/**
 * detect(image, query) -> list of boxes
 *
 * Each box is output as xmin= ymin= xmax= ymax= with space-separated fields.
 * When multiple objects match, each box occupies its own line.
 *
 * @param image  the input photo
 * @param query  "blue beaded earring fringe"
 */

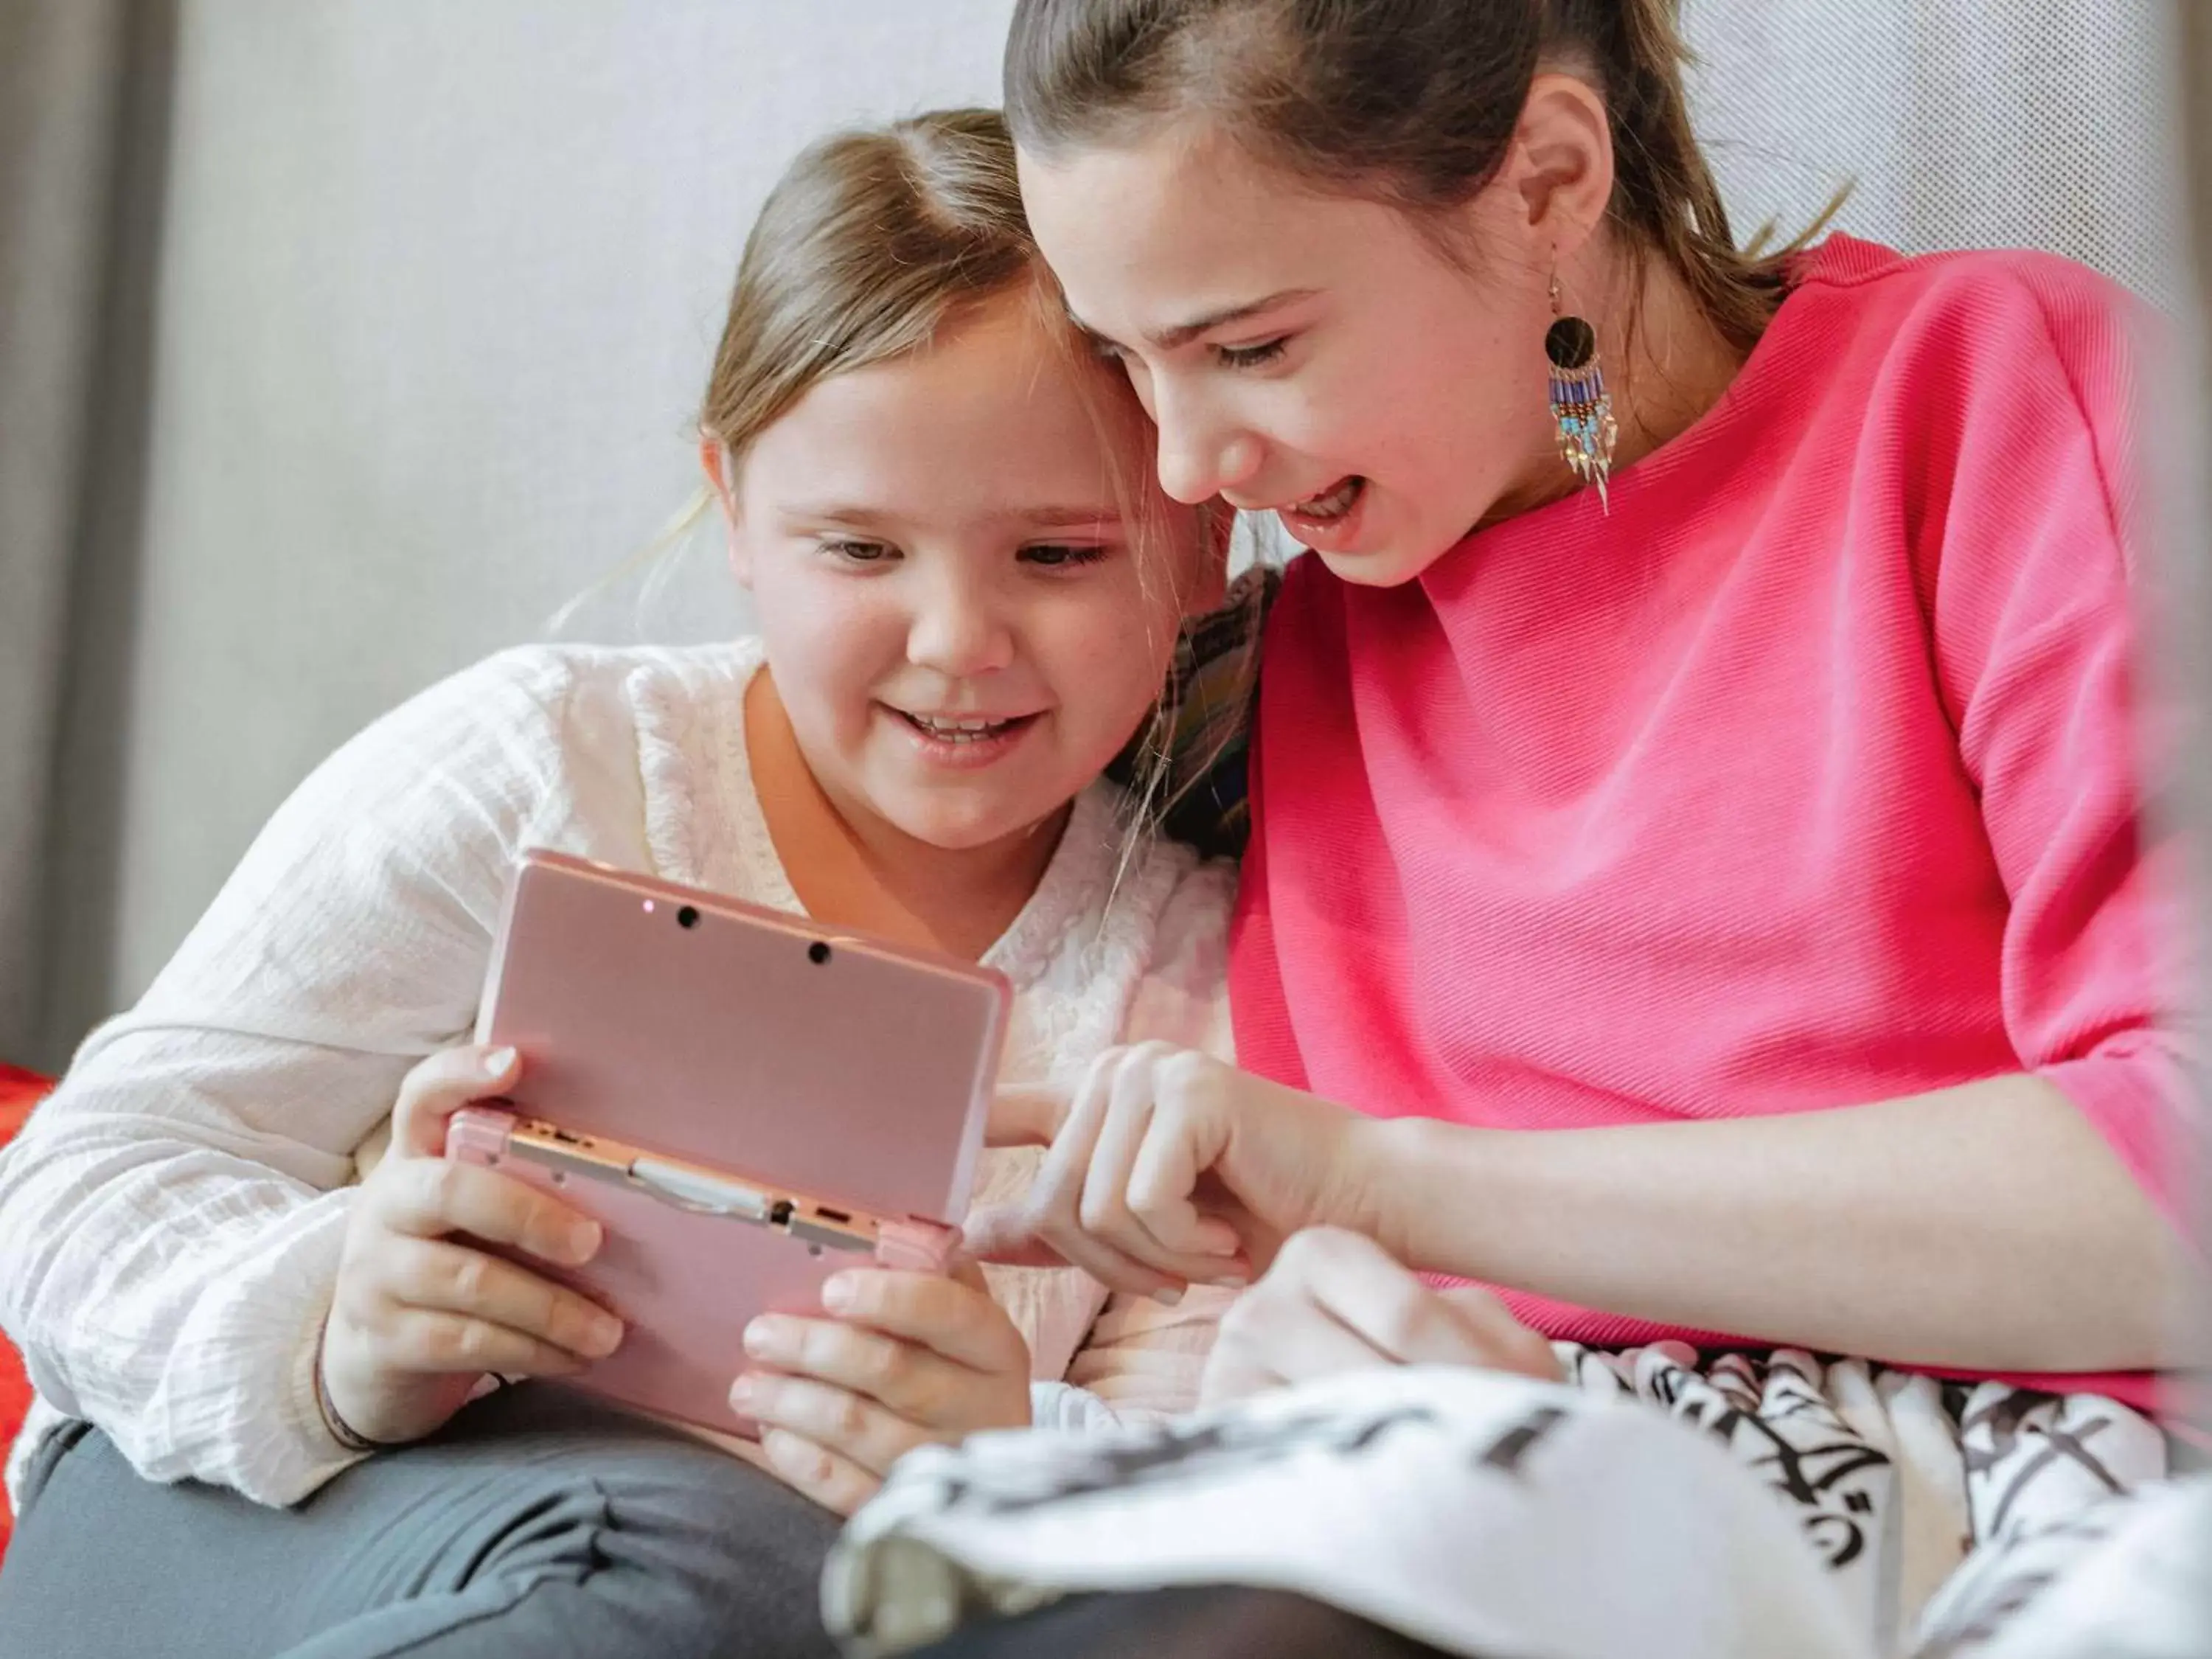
xmin=1546 ymin=275 xmax=1618 ymax=511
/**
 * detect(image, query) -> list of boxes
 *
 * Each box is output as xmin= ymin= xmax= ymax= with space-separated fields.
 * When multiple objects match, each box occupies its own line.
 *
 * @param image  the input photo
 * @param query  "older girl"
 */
xmin=874 ymin=2 xmax=2202 ymax=1655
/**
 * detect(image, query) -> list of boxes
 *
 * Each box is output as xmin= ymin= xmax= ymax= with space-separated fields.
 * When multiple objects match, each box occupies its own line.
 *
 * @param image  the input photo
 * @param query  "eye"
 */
xmin=1215 ymin=337 xmax=1289 ymax=369
xmin=821 ymin=538 xmax=897 ymax=566
xmin=1020 ymin=543 xmax=1110 ymax=569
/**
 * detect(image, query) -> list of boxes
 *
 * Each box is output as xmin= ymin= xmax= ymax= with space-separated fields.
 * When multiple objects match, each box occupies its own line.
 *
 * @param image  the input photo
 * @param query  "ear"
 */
xmin=1494 ymin=72 xmax=1615 ymax=268
xmin=698 ymin=433 xmax=752 ymax=588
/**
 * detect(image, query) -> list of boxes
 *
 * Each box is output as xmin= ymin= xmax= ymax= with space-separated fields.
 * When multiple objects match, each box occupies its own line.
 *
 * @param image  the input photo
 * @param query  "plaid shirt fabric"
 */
xmin=1107 ymin=564 xmax=1279 ymax=863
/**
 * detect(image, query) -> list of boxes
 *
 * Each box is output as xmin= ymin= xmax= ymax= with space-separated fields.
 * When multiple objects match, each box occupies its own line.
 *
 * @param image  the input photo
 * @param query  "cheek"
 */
xmin=754 ymin=582 xmax=896 ymax=717
xmin=1038 ymin=588 xmax=1179 ymax=734
xmin=1338 ymin=293 xmax=1526 ymax=473
xmin=1360 ymin=345 xmax=1523 ymax=503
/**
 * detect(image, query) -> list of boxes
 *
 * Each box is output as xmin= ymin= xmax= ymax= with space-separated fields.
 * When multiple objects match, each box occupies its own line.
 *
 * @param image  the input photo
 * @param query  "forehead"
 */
xmin=1016 ymin=122 xmax=1411 ymax=333
xmin=739 ymin=295 xmax=1143 ymax=519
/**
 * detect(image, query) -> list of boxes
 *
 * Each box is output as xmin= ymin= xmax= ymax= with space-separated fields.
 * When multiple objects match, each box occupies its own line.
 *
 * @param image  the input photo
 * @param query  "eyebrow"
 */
xmin=1072 ymin=288 xmax=1320 ymax=353
xmin=780 ymin=504 xmax=1127 ymax=532
xmin=1014 ymin=506 xmax=1127 ymax=531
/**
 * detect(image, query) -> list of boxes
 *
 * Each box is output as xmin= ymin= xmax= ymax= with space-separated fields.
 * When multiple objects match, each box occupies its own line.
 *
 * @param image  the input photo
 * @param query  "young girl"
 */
xmin=0 ymin=108 xmax=1234 ymax=1657
xmin=823 ymin=4 xmax=2205 ymax=1656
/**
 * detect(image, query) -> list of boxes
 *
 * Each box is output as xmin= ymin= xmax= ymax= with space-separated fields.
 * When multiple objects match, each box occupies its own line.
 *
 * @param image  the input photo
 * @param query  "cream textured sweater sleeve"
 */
xmin=0 ymin=649 xmax=633 ymax=1506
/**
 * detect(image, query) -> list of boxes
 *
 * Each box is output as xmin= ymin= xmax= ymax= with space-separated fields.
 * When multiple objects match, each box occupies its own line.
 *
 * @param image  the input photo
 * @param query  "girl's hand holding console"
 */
xmin=319 ymin=1044 xmax=624 ymax=1448
xmin=732 ymin=1262 xmax=1033 ymax=1516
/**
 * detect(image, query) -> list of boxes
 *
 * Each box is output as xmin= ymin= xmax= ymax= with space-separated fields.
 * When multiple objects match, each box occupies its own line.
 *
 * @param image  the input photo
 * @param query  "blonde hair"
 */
xmin=703 ymin=108 xmax=1048 ymax=467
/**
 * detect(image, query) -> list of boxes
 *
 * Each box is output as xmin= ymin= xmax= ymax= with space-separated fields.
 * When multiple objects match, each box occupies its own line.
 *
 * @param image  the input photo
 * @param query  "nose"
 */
xmin=1150 ymin=379 xmax=1262 ymax=506
xmin=906 ymin=563 xmax=1015 ymax=680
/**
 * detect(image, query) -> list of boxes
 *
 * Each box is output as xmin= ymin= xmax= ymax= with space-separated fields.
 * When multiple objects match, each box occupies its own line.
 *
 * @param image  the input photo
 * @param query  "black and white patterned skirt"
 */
xmin=825 ymin=1348 xmax=2204 ymax=1658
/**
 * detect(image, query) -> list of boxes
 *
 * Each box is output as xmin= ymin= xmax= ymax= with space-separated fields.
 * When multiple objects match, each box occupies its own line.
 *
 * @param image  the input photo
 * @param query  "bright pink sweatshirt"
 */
xmin=1230 ymin=235 xmax=2194 ymax=1412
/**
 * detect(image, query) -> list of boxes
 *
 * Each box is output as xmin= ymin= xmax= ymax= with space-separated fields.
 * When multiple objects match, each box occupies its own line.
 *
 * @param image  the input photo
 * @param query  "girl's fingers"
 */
xmin=372 ymin=1154 xmax=601 ymax=1268
xmin=1202 ymin=1285 xmax=1395 ymax=1405
xmin=1075 ymin=1049 xmax=1164 ymax=1254
xmin=390 ymin=1044 xmax=521 ymax=1158
xmin=374 ymin=1304 xmax=588 ymax=1380
xmin=1122 ymin=1055 xmax=1248 ymax=1262
xmin=1021 ymin=1052 xmax=1183 ymax=1296
xmin=808 ymin=1270 xmax=1029 ymax=1375
xmin=742 ymin=1314 xmax=960 ymax=1423
xmin=757 ymin=1428 xmax=882 ymax=1517
xmin=957 ymin=1200 xmax=1077 ymax=1270
xmin=1276 ymin=1228 xmax=1561 ymax=1380
xmin=1435 ymin=1284 xmax=1568 ymax=1382
xmin=738 ymin=1374 xmax=923 ymax=1479
xmin=1083 ymin=1048 xmax=1248 ymax=1283
xmin=373 ymin=1235 xmax=622 ymax=1362
xmin=1124 ymin=1128 xmax=1249 ymax=1274
xmin=1279 ymin=1228 xmax=1472 ymax=1365
xmin=1026 ymin=1050 xmax=1116 ymax=1213
xmin=1025 ymin=1200 xmax=1164 ymax=1294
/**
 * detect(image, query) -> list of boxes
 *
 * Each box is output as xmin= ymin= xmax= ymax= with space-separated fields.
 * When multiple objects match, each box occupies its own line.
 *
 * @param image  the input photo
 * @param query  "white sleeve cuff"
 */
xmin=1028 ymin=1380 xmax=1122 ymax=1433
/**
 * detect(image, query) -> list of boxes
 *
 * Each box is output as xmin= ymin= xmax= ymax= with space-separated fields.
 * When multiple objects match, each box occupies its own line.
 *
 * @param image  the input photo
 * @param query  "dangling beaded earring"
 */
xmin=1545 ymin=272 xmax=1618 ymax=511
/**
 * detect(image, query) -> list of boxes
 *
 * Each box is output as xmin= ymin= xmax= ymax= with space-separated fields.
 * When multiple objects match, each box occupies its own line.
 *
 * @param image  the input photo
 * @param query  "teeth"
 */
xmin=907 ymin=712 xmax=1015 ymax=743
xmin=1292 ymin=477 xmax=1362 ymax=520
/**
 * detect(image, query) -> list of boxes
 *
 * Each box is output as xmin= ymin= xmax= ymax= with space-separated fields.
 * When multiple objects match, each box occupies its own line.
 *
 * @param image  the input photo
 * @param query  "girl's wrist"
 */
xmin=1332 ymin=1114 xmax=1423 ymax=1253
xmin=313 ymin=1317 xmax=394 ymax=1454
xmin=1340 ymin=1114 xmax=1507 ymax=1276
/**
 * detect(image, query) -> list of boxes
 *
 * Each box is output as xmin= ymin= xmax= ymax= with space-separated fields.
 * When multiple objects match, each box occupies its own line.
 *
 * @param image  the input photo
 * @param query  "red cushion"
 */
xmin=0 ymin=1063 xmax=50 ymax=1565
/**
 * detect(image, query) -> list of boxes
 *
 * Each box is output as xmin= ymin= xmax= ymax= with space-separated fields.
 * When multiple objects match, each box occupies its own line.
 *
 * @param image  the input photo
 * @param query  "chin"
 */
xmin=1308 ymin=540 xmax=1452 ymax=589
xmin=884 ymin=799 xmax=1051 ymax=855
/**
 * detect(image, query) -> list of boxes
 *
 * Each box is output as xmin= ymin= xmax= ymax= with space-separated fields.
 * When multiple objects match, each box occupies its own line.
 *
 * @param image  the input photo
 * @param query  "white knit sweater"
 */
xmin=0 ymin=641 xmax=1236 ymax=1509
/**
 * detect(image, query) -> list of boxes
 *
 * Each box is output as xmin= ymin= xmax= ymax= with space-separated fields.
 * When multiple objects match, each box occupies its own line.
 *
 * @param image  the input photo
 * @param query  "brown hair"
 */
xmin=703 ymin=106 xmax=1047 ymax=462
xmin=1004 ymin=0 xmax=1815 ymax=352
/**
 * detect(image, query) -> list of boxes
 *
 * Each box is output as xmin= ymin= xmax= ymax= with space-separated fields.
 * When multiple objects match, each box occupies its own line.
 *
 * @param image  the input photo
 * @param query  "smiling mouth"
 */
xmin=1283 ymin=476 xmax=1366 ymax=521
xmin=894 ymin=710 xmax=1039 ymax=745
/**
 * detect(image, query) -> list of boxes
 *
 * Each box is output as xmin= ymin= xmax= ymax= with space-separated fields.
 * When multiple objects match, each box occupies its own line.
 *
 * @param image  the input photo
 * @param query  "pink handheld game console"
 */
xmin=448 ymin=848 xmax=1010 ymax=1434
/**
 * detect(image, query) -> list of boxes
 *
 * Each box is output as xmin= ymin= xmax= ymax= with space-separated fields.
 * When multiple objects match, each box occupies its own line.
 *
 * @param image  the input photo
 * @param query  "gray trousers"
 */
xmin=0 ymin=1386 xmax=841 ymax=1658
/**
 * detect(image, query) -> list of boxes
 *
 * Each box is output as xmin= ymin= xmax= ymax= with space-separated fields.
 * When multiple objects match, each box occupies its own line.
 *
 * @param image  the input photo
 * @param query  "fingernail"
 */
xmin=1150 ymin=1286 xmax=1185 ymax=1307
xmin=821 ymin=1274 xmax=857 ymax=1314
xmin=585 ymin=1313 xmax=623 ymax=1356
xmin=481 ymin=1046 xmax=518 ymax=1077
xmin=742 ymin=1318 xmax=780 ymax=1358
xmin=728 ymin=1374 xmax=758 ymax=1410
xmin=1212 ymin=1275 xmax=1251 ymax=1291
xmin=565 ymin=1220 xmax=602 ymax=1262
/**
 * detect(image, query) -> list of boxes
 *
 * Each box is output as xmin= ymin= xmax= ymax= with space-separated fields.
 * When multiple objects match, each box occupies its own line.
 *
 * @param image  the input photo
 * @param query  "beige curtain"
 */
xmin=0 ymin=0 xmax=137 ymax=1065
